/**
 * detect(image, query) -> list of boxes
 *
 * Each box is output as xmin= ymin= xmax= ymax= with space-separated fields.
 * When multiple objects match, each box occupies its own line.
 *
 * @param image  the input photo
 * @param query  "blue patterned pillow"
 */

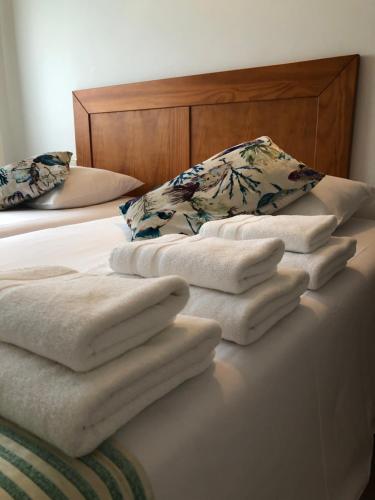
xmin=0 ymin=152 xmax=72 ymax=210
xmin=120 ymin=137 xmax=324 ymax=240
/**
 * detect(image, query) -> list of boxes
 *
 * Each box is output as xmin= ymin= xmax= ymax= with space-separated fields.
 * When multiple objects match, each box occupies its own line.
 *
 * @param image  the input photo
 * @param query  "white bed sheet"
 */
xmin=0 ymin=216 xmax=374 ymax=500
xmin=0 ymin=196 xmax=130 ymax=238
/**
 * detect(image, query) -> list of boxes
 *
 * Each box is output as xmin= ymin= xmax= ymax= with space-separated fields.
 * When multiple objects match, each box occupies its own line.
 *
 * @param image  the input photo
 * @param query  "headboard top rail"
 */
xmin=74 ymin=54 xmax=357 ymax=114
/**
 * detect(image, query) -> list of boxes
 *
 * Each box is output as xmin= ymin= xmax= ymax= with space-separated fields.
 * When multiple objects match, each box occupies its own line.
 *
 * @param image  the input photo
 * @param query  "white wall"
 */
xmin=5 ymin=0 xmax=375 ymax=183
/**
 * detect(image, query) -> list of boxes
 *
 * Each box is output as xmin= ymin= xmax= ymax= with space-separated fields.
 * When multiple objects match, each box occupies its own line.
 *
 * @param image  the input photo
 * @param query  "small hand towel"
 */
xmin=110 ymin=233 xmax=284 ymax=294
xmin=199 ymin=214 xmax=337 ymax=253
xmin=182 ymin=268 xmax=309 ymax=345
xmin=280 ymin=237 xmax=357 ymax=289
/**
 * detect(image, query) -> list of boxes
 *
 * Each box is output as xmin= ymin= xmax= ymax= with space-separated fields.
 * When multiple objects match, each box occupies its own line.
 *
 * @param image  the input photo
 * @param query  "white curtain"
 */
xmin=0 ymin=58 xmax=6 ymax=165
xmin=0 ymin=0 xmax=10 ymax=165
xmin=0 ymin=135 xmax=4 ymax=165
xmin=0 ymin=0 xmax=25 ymax=165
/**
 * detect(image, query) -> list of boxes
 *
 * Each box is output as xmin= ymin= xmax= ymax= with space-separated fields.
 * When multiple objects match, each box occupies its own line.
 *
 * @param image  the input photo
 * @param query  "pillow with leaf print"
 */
xmin=120 ymin=136 xmax=324 ymax=240
xmin=0 ymin=152 xmax=72 ymax=210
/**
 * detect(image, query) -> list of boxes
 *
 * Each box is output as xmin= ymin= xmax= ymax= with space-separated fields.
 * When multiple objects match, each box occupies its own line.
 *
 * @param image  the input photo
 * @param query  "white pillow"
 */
xmin=277 ymin=175 xmax=374 ymax=225
xmin=27 ymin=166 xmax=143 ymax=209
xmin=354 ymin=195 xmax=375 ymax=220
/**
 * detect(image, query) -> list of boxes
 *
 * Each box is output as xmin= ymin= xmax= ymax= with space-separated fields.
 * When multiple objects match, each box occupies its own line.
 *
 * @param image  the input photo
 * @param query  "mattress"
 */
xmin=0 ymin=215 xmax=374 ymax=500
xmin=0 ymin=196 xmax=130 ymax=238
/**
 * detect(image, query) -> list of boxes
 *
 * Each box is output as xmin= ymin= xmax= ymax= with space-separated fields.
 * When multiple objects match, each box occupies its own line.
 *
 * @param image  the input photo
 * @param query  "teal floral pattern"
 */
xmin=0 ymin=152 xmax=72 ymax=210
xmin=120 ymin=137 xmax=324 ymax=240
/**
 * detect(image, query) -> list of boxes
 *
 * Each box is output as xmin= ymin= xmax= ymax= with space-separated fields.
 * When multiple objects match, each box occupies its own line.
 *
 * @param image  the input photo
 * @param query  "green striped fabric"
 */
xmin=0 ymin=418 xmax=154 ymax=500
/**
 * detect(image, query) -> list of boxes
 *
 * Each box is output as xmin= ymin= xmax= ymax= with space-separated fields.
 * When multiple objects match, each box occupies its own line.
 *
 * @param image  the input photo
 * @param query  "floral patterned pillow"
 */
xmin=0 ymin=152 xmax=72 ymax=210
xmin=120 ymin=137 xmax=324 ymax=240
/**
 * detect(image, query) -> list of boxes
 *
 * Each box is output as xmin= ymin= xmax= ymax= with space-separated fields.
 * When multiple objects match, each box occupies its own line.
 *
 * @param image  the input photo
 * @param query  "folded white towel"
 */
xmin=110 ymin=234 xmax=284 ymax=294
xmin=280 ymin=237 xmax=357 ymax=290
xmin=200 ymin=214 xmax=338 ymax=253
xmin=0 ymin=266 xmax=189 ymax=371
xmin=182 ymin=269 xmax=309 ymax=345
xmin=0 ymin=315 xmax=220 ymax=456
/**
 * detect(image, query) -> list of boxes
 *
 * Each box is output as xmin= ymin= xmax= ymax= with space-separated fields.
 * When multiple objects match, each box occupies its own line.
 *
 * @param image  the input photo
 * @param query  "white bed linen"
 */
xmin=0 ymin=216 xmax=374 ymax=500
xmin=0 ymin=196 xmax=130 ymax=238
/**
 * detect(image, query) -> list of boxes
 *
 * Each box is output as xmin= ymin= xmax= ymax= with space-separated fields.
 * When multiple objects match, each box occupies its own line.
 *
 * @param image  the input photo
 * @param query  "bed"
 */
xmin=0 ymin=196 xmax=131 ymax=238
xmin=1 ymin=213 xmax=374 ymax=500
xmin=3 ymin=54 xmax=375 ymax=500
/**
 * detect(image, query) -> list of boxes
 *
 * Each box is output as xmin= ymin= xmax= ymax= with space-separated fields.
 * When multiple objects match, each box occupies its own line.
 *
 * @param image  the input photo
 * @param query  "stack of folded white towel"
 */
xmin=0 ymin=266 xmax=221 ymax=456
xmin=110 ymin=234 xmax=309 ymax=346
xmin=199 ymin=214 xmax=357 ymax=290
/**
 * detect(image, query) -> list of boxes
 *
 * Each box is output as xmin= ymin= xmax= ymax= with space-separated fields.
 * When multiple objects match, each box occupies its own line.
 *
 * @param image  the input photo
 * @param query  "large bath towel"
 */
xmin=199 ymin=214 xmax=337 ymax=253
xmin=0 ymin=266 xmax=189 ymax=371
xmin=182 ymin=269 xmax=309 ymax=345
xmin=110 ymin=234 xmax=284 ymax=294
xmin=0 ymin=315 xmax=220 ymax=457
xmin=280 ymin=237 xmax=357 ymax=290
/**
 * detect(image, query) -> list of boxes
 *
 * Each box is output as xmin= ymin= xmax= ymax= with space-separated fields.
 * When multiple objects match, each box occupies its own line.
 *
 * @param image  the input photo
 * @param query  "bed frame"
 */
xmin=73 ymin=54 xmax=359 ymax=194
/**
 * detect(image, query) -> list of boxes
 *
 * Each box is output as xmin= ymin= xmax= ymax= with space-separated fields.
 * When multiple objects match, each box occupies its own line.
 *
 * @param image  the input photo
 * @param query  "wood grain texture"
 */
xmin=191 ymin=98 xmax=318 ymax=167
xmin=73 ymin=95 xmax=92 ymax=167
xmin=91 ymin=107 xmax=189 ymax=193
xmin=73 ymin=54 xmax=359 ymax=188
xmin=315 ymin=55 xmax=359 ymax=177
xmin=74 ymin=55 xmax=354 ymax=114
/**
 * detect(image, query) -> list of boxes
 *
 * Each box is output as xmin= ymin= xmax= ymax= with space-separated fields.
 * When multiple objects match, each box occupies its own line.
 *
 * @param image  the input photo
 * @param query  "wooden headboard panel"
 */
xmin=73 ymin=54 xmax=359 ymax=193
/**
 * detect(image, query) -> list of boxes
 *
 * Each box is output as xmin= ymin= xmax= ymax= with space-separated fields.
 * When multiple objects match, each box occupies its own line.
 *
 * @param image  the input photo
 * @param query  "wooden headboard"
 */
xmin=73 ymin=54 xmax=359 ymax=193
